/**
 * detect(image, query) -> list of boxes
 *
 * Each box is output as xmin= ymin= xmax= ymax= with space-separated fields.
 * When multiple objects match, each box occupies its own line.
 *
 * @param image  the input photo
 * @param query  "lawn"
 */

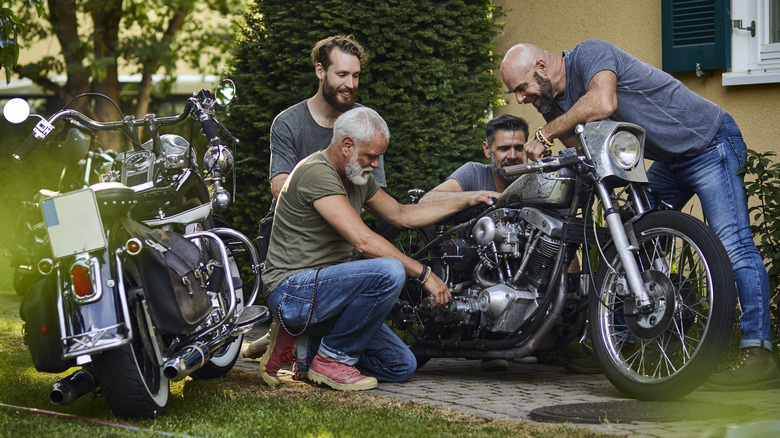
xmin=0 ymin=252 xmax=608 ymax=438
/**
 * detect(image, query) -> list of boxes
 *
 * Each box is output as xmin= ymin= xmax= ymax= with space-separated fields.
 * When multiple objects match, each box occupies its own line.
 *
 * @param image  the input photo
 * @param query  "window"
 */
xmin=723 ymin=0 xmax=780 ymax=85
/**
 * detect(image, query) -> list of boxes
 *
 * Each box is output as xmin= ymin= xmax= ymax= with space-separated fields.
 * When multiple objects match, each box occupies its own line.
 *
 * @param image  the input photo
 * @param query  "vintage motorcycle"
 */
xmin=4 ymin=80 xmax=269 ymax=418
xmin=382 ymin=121 xmax=736 ymax=401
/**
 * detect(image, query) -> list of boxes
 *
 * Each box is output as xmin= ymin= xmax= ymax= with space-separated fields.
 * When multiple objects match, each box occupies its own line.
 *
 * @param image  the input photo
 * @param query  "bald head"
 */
xmin=500 ymin=43 xmax=564 ymax=112
xmin=500 ymin=44 xmax=550 ymax=89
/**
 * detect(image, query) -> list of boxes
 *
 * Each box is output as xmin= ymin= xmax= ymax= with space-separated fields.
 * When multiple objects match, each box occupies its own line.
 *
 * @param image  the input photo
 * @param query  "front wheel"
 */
xmin=588 ymin=211 xmax=736 ymax=400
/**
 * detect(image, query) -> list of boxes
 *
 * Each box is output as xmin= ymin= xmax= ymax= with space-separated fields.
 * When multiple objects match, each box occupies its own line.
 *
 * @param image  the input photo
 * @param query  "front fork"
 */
xmin=594 ymin=181 xmax=654 ymax=311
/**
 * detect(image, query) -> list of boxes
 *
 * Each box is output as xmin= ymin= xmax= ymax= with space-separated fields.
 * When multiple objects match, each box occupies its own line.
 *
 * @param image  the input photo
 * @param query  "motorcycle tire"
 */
xmin=588 ymin=210 xmax=736 ymax=401
xmin=189 ymin=217 xmax=246 ymax=380
xmin=94 ymin=260 xmax=169 ymax=418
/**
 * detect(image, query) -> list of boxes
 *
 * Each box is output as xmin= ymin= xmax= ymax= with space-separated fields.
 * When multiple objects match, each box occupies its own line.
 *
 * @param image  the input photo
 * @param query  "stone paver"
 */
xmin=238 ymin=324 xmax=780 ymax=437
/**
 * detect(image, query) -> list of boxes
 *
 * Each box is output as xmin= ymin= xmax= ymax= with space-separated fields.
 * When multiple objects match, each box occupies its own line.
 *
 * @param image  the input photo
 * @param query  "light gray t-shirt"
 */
xmin=269 ymin=100 xmax=387 ymax=186
xmin=262 ymin=150 xmax=381 ymax=296
xmin=547 ymin=39 xmax=725 ymax=162
xmin=448 ymin=162 xmax=496 ymax=191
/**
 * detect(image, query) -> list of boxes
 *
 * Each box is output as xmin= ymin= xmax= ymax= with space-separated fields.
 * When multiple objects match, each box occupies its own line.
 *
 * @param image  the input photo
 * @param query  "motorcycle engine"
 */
xmin=432 ymin=208 xmax=562 ymax=336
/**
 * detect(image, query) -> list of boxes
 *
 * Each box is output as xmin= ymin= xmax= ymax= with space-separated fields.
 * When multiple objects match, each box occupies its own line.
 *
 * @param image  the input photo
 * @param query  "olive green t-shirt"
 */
xmin=261 ymin=150 xmax=380 ymax=296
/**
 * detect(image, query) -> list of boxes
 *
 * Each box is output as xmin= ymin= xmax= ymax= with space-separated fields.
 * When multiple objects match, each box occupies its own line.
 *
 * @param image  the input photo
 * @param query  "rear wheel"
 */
xmin=95 ymin=261 xmax=169 ymax=418
xmin=588 ymin=211 xmax=736 ymax=400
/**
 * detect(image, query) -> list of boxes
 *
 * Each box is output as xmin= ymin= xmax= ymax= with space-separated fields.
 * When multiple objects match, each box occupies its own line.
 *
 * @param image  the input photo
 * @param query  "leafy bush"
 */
xmin=223 ymin=0 xmax=505 ymax=236
xmin=740 ymin=148 xmax=780 ymax=345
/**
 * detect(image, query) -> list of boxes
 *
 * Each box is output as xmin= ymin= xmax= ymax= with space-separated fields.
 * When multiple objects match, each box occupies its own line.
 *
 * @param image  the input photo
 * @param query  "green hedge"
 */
xmin=223 ymin=0 xmax=504 ymax=236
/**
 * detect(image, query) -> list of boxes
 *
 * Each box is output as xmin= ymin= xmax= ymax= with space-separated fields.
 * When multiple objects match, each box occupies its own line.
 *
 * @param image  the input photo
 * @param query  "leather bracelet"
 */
xmin=421 ymin=267 xmax=432 ymax=285
xmin=417 ymin=265 xmax=429 ymax=283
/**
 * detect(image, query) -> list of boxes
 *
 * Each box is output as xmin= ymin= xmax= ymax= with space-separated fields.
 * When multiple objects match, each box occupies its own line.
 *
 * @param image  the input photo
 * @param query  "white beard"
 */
xmin=345 ymin=152 xmax=372 ymax=185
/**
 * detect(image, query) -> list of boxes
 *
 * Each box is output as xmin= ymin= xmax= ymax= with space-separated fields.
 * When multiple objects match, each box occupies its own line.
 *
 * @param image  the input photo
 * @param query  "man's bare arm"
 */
xmin=313 ymin=194 xmax=451 ymax=306
xmin=365 ymin=188 xmax=494 ymax=230
xmin=270 ymin=173 xmax=289 ymax=199
xmin=526 ymin=70 xmax=618 ymax=160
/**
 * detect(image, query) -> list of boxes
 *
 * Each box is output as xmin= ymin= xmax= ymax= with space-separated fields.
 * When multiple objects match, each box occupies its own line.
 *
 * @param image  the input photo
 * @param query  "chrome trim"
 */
xmin=211 ymin=227 xmax=263 ymax=307
xmin=182 ymin=231 xmax=236 ymax=336
xmin=142 ymin=203 xmax=211 ymax=227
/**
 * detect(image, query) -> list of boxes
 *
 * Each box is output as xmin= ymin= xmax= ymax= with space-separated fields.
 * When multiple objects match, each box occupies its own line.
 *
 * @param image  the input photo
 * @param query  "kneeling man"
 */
xmin=260 ymin=107 xmax=498 ymax=390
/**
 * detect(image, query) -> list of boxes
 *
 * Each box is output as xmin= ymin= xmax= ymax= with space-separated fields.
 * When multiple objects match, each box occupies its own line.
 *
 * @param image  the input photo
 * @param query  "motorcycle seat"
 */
xmin=90 ymin=182 xmax=137 ymax=218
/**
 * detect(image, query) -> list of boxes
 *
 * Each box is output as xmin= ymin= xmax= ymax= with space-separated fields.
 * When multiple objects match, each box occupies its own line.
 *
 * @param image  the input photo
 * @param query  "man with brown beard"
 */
xmin=419 ymin=114 xmax=528 ymax=202
xmin=268 ymin=35 xmax=386 ymax=199
xmin=245 ymin=36 xmax=386 ymax=360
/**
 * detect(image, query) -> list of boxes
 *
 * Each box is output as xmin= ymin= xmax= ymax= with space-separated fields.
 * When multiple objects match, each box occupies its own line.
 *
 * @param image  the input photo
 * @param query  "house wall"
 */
xmin=493 ymin=0 xmax=780 ymax=157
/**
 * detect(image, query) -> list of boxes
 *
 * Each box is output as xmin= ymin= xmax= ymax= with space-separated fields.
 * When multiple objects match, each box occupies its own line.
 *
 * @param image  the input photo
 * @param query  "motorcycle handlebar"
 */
xmin=10 ymin=95 xmax=222 ymax=160
xmin=12 ymin=134 xmax=43 ymax=161
xmin=503 ymin=152 xmax=581 ymax=177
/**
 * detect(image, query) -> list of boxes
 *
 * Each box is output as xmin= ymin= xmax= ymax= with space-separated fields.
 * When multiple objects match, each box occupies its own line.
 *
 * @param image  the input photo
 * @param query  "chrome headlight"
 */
xmin=204 ymin=145 xmax=234 ymax=176
xmin=608 ymin=130 xmax=641 ymax=170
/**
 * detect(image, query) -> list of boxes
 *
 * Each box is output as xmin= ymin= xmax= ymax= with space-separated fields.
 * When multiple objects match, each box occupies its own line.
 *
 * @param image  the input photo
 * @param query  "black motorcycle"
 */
xmin=4 ymin=80 xmax=268 ymax=417
xmin=382 ymin=121 xmax=737 ymax=401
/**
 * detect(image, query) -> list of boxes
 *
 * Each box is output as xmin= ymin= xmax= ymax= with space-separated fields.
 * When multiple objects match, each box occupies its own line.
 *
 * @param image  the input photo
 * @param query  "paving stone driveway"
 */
xmin=238 ymin=325 xmax=780 ymax=437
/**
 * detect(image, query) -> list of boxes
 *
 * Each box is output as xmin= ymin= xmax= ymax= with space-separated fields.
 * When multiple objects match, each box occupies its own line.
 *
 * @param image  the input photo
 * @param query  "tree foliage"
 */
xmin=224 ymin=0 xmax=504 ymax=236
xmin=0 ymin=1 xmax=43 ymax=82
xmin=10 ymin=0 xmax=242 ymax=126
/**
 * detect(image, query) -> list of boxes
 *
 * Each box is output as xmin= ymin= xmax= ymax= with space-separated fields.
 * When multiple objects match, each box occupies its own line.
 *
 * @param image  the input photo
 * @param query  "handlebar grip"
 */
xmin=12 ymin=135 xmax=42 ymax=161
xmin=200 ymin=116 xmax=220 ymax=144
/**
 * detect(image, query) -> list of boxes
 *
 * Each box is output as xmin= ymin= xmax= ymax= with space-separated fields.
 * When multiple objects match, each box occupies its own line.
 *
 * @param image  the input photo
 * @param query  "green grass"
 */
xmin=0 ymin=257 xmax=609 ymax=438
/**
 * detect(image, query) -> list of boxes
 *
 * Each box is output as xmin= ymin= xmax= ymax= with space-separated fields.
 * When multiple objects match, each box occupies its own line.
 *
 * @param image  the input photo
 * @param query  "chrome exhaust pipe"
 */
xmin=49 ymin=368 xmax=96 ymax=405
xmin=163 ymin=343 xmax=210 ymax=381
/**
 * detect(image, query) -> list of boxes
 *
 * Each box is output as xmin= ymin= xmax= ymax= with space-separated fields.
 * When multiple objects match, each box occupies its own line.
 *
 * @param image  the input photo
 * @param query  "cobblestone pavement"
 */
xmin=238 ymin=324 xmax=780 ymax=437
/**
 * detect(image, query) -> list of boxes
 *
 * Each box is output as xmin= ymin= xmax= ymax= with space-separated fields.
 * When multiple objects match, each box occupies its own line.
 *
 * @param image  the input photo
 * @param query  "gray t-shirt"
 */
xmin=269 ymin=100 xmax=387 ymax=186
xmin=547 ymin=39 xmax=725 ymax=162
xmin=262 ymin=150 xmax=381 ymax=296
xmin=448 ymin=162 xmax=496 ymax=191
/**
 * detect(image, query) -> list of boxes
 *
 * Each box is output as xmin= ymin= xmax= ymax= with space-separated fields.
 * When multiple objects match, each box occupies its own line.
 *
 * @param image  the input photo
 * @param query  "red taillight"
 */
xmin=71 ymin=264 xmax=94 ymax=298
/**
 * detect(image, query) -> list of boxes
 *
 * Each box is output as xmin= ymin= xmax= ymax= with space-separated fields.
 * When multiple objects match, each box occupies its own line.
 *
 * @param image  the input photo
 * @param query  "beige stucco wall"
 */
xmin=493 ymin=0 xmax=780 ymax=157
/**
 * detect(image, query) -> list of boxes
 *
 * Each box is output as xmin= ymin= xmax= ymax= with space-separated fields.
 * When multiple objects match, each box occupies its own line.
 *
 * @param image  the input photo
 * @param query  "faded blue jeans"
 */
xmin=266 ymin=258 xmax=416 ymax=382
xmin=647 ymin=113 xmax=772 ymax=351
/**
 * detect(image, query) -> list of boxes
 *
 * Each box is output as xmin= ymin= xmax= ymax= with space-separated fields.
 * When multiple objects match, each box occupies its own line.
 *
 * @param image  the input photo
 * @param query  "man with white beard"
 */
xmin=258 ymin=107 xmax=497 ymax=390
xmin=245 ymin=36 xmax=386 ymax=359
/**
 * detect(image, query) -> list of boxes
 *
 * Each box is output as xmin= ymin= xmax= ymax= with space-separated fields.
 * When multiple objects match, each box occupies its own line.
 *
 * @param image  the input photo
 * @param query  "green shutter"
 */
xmin=662 ymin=0 xmax=731 ymax=73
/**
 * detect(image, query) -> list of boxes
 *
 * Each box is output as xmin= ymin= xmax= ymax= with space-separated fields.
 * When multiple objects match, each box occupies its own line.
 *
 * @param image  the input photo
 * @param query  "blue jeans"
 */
xmin=266 ymin=258 xmax=416 ymax=382
xmin=647 ymin=113 xmax=772 ymax=350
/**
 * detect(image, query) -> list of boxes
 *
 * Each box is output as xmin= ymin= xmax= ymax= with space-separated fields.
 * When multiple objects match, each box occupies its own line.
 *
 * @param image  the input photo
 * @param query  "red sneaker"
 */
xmin=308 ymin=353 xmax=378 ymax=391
xmin=259 ymin=318 xmax=295 ymax=386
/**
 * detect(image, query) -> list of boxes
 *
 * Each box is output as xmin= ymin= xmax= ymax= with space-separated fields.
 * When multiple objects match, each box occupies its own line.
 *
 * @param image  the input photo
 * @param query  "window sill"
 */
xmin=722 ymin=70 xmax=780 ymax=86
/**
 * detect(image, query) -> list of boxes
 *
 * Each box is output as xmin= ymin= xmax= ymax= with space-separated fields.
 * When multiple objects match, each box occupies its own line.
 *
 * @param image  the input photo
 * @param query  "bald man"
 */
xmin=500 ymin=39 xmax=776 ymax=391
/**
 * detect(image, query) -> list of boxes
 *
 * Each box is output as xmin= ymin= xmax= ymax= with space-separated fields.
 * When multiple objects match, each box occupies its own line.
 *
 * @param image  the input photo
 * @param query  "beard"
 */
xmin=345 ymin=152 xmax=372 ymax=185
xmin=533 ymin=72 xmax=556 ymax=115
xmin=492 ymin=156 xmax=521 ymax=182
xmin=322 ymin=76 xmax=357 ymax=113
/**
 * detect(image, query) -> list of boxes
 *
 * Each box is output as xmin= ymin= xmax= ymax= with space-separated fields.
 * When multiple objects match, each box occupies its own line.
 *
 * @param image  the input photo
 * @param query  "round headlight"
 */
xmin=609 ymin=130 xmax=641 ymax=170
xmin=204 ymin=145 xmax=234 ymax=176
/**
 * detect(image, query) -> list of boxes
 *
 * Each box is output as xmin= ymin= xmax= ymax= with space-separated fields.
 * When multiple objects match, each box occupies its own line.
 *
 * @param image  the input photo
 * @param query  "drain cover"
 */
xmin=529 ymin=401 xmax=754 ymax=424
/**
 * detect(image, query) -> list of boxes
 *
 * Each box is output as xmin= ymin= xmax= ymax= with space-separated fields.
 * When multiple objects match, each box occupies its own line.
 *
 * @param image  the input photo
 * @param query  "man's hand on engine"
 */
xmin=470 ymin=191 xmax=501 ymax=206
xmin=424 ymin=273 xmax=451 ymax=308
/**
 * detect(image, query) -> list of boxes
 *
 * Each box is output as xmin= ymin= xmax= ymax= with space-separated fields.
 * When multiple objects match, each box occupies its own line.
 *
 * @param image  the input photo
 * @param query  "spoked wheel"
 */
xmin=588 ymin=210 xmax=736 ymax=401
xmin=378 ymin=223 xmax=437 ymax=368
xmin=95 ymin=260 xmax=169 ymax=418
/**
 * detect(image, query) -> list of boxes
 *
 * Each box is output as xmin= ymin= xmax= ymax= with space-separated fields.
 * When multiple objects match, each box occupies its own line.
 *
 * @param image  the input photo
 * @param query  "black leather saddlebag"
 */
xmin=122 ymin=219 xmax=212 ymax=334
xmin=19 ymin=275 xmax=71 ymax=373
